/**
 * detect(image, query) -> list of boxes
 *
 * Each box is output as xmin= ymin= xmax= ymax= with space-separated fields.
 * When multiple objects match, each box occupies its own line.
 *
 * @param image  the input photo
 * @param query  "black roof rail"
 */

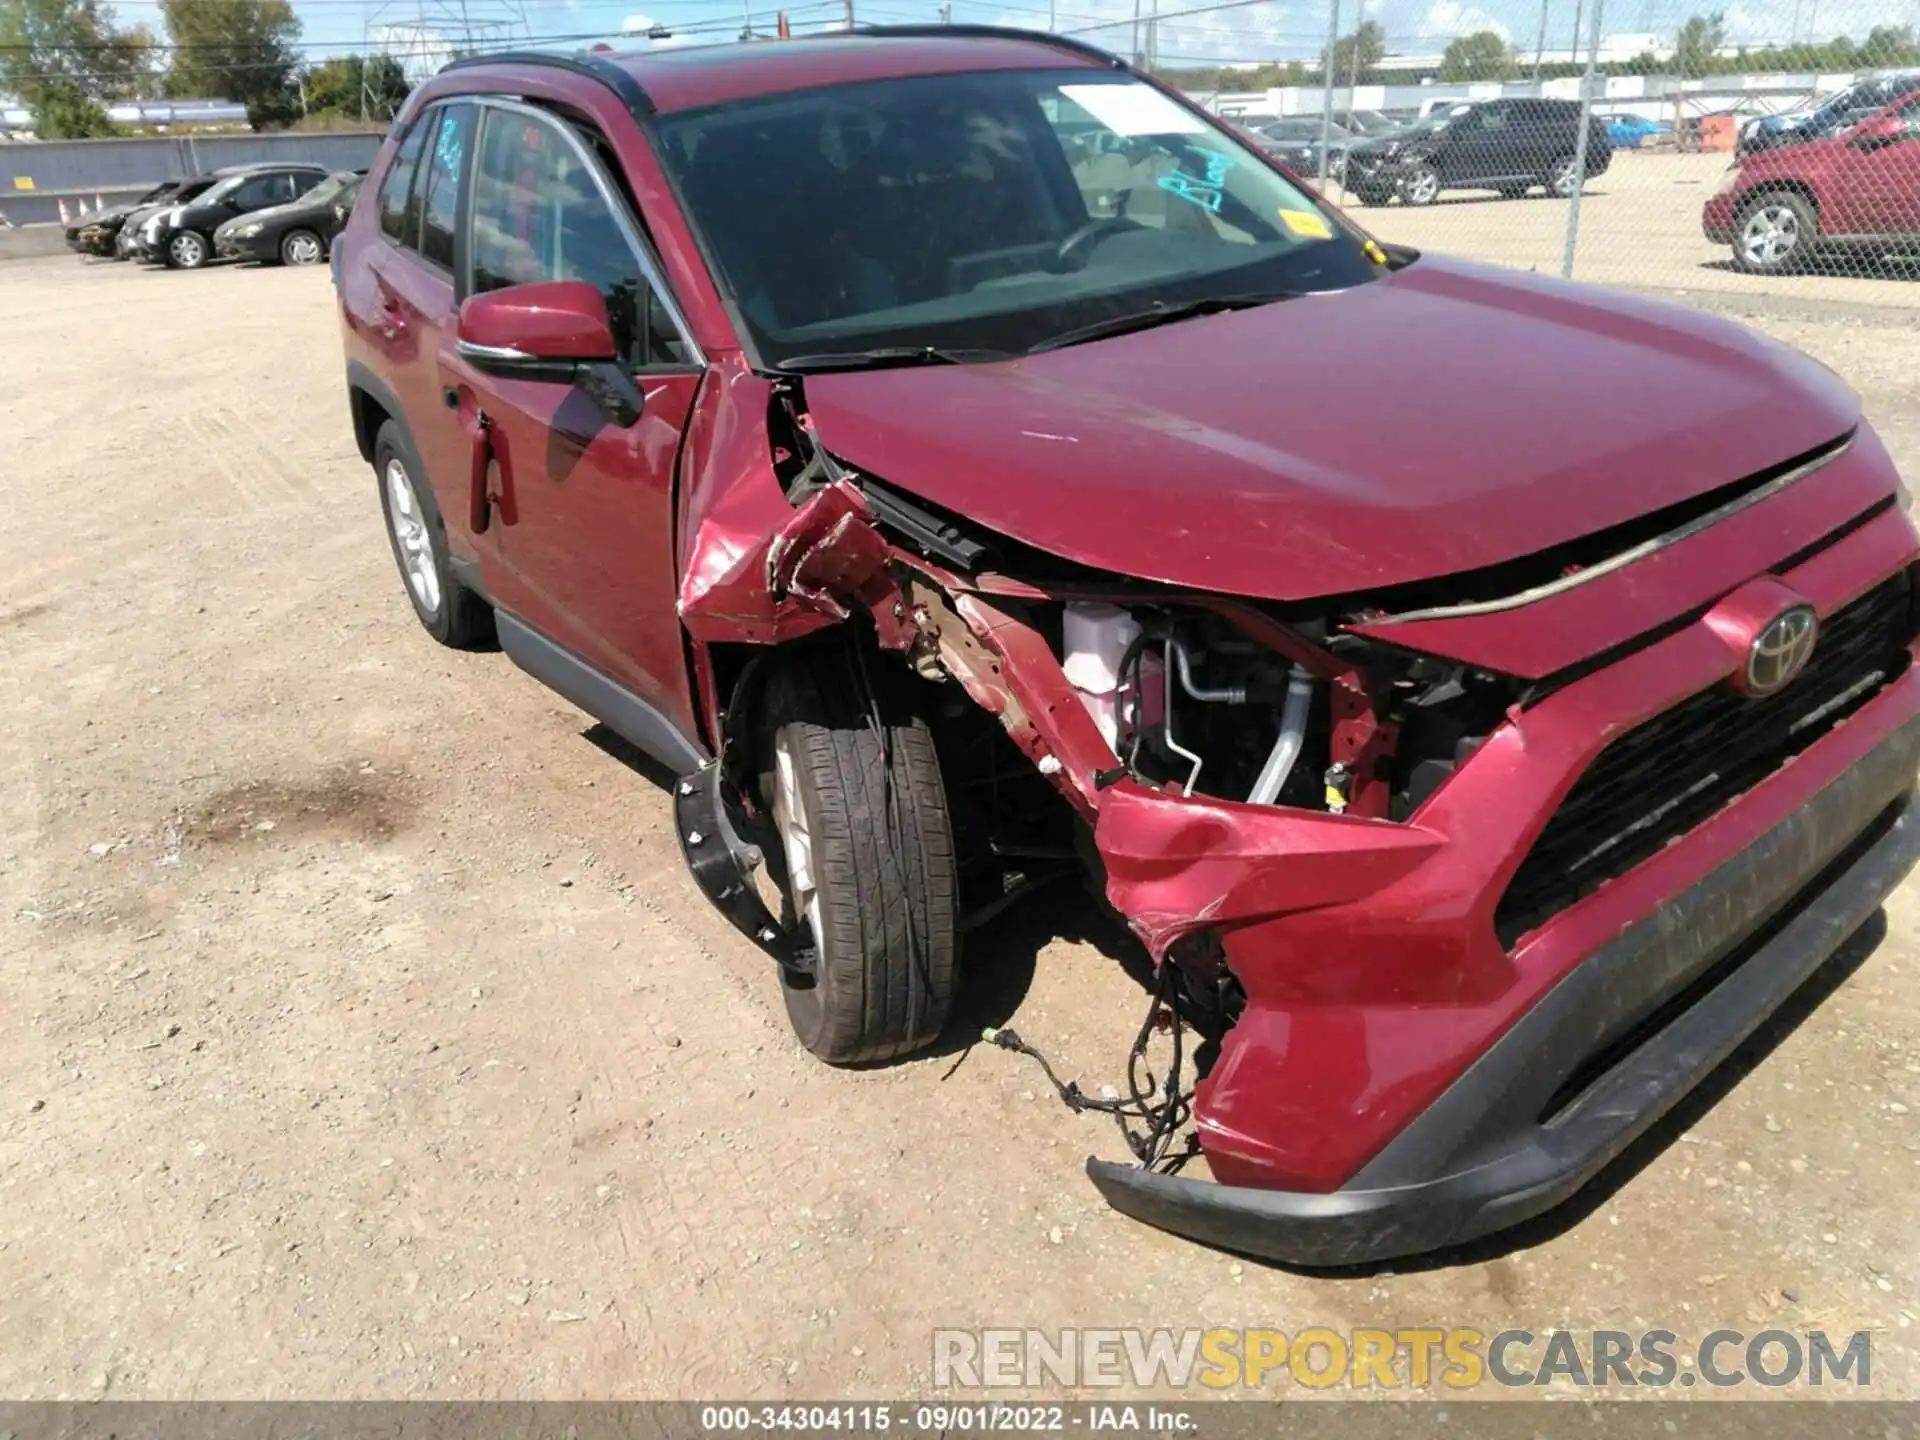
xmin=840 ymin=23 xmax=1127 ymax=70
xmin=438 ymin=49 xmax=654 ymax=117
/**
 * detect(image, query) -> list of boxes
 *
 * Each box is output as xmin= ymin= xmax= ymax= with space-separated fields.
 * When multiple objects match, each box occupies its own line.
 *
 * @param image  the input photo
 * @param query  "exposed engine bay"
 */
xmin=667 ymin=361 xmax=1906 ymax=1248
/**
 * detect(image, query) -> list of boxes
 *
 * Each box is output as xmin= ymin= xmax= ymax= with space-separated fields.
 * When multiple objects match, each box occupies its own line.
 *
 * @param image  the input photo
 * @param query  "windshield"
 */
xmin=650 ymin=68 xmax=1384 ymax=367
xmin=201 ymin=174 xmax=246 ymax=204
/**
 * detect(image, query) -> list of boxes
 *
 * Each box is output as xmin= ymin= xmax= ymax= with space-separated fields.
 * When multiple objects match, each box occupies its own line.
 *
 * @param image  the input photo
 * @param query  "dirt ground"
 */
xmin=2 ymin=249 xmax=1919 ymax=1403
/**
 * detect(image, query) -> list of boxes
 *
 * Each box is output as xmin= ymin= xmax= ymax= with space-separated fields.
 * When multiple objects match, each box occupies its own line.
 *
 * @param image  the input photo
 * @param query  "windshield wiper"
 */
xmin=772 ymin=345 xmax=1014 ymax=374
xmin=1027 ymin=293 xmax=1301 ymax=355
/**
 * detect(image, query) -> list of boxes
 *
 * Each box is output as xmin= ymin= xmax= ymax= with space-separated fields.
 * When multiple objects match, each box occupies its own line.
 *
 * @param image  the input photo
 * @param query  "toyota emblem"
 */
xmin=1743 ymin=605 xmax=1818 ymax=697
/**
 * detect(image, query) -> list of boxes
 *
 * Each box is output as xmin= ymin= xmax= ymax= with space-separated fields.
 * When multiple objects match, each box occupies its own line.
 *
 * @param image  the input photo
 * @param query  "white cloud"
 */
xmin=1418 ymin=0 xmax=1511 ymax=42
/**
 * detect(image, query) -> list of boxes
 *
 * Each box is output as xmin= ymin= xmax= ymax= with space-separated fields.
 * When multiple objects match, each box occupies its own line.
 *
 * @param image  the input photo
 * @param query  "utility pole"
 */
xmin=1131 ymin=0 xmax=1141 ymax=66
xmin=938 ymin=1 xmax=950 ymax=20
xmin=1532 ymin=0 xmax=1548 ymax=80
xmin=1568 ymin=0 xmax=1581 ymax=64
xmin=1318 ymin=0 xmax=1339 ymax=189
xmin=1048 ymin=0 xmax=1055 ymax=28
xmin=740 ymin=0 xmax=752 ymax=38
xmin=843 ymin=0 xmax=853 ymax=27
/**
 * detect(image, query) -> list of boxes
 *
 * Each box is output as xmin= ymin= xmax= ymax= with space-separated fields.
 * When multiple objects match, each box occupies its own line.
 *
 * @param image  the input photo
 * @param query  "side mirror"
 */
xmin=457 ymin=280 xmax=644 ymax=427
xmin=1849 ymin=114 xmax=1905 ymax=148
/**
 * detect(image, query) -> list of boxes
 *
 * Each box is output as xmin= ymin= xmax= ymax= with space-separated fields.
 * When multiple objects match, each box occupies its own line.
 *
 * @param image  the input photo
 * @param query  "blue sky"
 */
xmin=102 ymin=0 xmax=1920 ymax=72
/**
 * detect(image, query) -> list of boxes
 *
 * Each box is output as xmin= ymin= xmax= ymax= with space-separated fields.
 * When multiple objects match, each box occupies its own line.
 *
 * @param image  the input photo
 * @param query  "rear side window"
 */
xmin=378 ymin=115 xmax=430 ymax=247
xmin=468 ymin=107 xmax=690 ymax=367
xmin=418 ymin=104 xmax=474 ymax=271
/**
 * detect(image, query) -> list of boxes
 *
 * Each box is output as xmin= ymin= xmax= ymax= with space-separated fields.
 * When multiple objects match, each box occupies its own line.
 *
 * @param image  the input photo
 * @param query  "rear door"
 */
xmin=363 ymin=103 xmax=489 ymax=581
xmin=438 ymin=98 xmax=705 ymax=738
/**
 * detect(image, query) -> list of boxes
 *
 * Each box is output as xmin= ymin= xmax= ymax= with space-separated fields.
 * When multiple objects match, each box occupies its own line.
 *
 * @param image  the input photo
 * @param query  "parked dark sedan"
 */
xmin=214 ymin=170 xmax=365 ymax=265
xmin=1738 ymin=74 xmax=1920 ymax=156
xmin=1255 ymin=117 xmax=1352 ymax=179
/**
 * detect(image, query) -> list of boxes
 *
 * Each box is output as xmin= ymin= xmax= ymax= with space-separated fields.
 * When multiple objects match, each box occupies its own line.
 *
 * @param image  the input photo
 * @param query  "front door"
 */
xmin=438 ymin=99 xmax=706 ymax=742
xmin=1826 ymin=96 xmax=1920 ymax=238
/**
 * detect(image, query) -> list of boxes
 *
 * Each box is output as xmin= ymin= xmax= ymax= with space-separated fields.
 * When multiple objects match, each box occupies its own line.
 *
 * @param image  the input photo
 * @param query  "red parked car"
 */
xmin=337 ymin=28 xmax=1920 ymax=1266
xmin=1705 ymin=91 xmax=1920 ymax=273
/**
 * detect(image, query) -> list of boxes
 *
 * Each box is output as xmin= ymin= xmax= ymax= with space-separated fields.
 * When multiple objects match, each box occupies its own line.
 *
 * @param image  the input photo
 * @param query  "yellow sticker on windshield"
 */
xmin=1364 ymin=239 xmax=1389 ymax=265
xmin=1279 ymin=209 xmax=1333 ymax=239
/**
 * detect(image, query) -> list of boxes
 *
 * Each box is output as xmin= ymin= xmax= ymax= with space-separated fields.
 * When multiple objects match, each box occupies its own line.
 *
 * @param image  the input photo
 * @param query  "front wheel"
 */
xmin=165 ymin=230 xmax=209 ymax=269
xmin=1399 ymin=163 xmax=1441 ymax=206
xmin=1732 ymin=191 xmax=1816 ymax=274
xmin=280 ymin=228 xmax=325 ymax=266
xmin=761 ymin=649 xmax=959 ymax=1065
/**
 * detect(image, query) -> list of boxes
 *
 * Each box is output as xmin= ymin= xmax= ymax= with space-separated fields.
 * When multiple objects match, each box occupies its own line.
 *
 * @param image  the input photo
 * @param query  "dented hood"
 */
xmin=800 ymin=256 xmax=1859 ymax=601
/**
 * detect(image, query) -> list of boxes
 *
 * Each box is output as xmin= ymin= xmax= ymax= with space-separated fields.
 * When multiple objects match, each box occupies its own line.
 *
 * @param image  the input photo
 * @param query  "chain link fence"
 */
xmin=1107 ymin=2 xmax=1920 ymax=307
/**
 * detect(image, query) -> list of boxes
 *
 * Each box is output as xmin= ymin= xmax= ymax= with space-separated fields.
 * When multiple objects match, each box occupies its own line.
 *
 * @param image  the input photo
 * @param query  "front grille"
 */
xmin=1495 ymin=572 xmax=1914 ymax=946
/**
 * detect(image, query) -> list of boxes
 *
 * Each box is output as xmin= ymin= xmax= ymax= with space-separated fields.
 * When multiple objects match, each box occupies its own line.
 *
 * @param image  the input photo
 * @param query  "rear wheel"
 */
xmin=1732 ymin=191 xmax=1816 ymax=274
xmin=165 ymin=230 xmax=209 ymax=269
xmin=280 ymin=228 xmax=324 ymax=266
xmin=373 ymin=420 xmax=494 ymax=649
xmin=1546 ymin=154 xmax=1583 ymax=198
xmin=760 ymin=647 xmax=959 ymax=1065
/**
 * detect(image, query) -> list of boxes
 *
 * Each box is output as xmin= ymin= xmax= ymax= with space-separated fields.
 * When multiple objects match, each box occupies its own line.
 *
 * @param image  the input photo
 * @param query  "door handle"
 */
xmin=467 ymin=409 xmax=493 ymax=534
xmin=377 ymin=292 xmax=407 ymax=341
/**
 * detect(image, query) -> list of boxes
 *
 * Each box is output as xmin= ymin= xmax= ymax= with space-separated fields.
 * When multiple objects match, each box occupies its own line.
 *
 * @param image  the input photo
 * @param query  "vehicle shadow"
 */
xmin=1698 ymin=255 xmax=1920 ymax=282
xmin=581 ymin=721 xmax=682 ymax=790
xmin=925 ymin=882 xmax=1152 ymax=1069
xmin=1255 ymin=907 xmax=1889 ymax=1278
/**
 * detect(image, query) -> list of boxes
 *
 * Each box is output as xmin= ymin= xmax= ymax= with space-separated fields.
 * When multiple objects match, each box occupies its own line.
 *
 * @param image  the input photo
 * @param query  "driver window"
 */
xmin=468 ymin=107 xmax=689 ymax=368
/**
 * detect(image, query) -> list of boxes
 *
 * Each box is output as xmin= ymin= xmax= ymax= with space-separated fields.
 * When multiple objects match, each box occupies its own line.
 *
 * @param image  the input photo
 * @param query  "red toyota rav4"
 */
xmin=336 ymin=28 xmax=1920 ymax=1266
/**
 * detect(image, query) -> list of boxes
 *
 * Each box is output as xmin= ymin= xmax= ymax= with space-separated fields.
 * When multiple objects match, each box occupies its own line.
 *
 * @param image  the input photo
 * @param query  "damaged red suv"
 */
xmin=336 ymin=28 xmax=1920 ymax=1266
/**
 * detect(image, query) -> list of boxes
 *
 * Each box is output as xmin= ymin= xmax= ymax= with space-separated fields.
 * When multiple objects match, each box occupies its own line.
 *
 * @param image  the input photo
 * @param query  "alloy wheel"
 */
xmin=770 ymin=732 xmax=824 ymax=962
xmin=283 ymin=232 xmax=323 ymax=265
xmin=1402 ymin=168 xmax=1440 ymax=205
xmin=384 ymin=458 xmax=441 ymax=615
xmin=169 ymin=232 xmax=205 ymax=268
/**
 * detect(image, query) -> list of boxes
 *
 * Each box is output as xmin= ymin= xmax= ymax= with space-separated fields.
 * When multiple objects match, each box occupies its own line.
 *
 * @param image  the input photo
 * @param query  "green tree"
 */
xmin=1328 ymin=19 xmax=1386 ymax=84
xmin=158 ymin=0 xmax=301 ymax=127
xmin=0 ymin=0 xmax=149 ymax=135
xmin=1439 ymin=30 xmax=1512 ymax=81
xmin=301 ymin=52 xmax=408 ymax=120
xmin=1673 ymin=11 xmax=1726 ymax=77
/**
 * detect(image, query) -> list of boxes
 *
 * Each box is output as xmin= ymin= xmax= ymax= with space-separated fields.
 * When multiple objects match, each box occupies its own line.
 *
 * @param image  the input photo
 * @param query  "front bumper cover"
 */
xmin=1090 ymin=713 xmax=1920 ymax=1267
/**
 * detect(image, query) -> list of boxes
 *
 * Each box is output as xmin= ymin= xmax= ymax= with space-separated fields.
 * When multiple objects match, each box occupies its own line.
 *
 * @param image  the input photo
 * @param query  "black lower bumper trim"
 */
xmin=1090 ymin=713 xmax=1920 ymax=1267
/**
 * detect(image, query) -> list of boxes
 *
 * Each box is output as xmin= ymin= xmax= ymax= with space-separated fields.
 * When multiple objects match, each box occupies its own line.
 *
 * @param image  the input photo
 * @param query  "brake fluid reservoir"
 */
xmin=1062 ymin=603 xmax=1142 ymax=753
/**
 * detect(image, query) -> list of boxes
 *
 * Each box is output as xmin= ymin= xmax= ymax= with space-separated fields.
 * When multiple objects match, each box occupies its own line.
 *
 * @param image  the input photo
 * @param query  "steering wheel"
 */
xmin=1055 ymin=215 xmax=1143 ymax=270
